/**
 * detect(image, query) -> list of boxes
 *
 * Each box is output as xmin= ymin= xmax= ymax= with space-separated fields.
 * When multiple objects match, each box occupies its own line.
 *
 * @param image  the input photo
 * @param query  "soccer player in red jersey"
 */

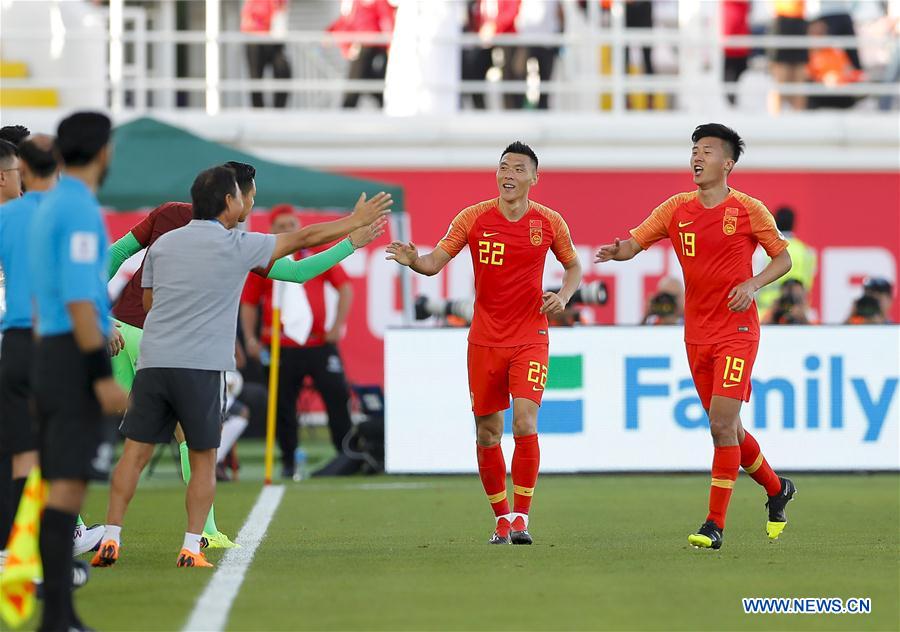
xmin=596 ymin=124 xmax=796 ymax=550
xmin=386 ymin=142 xmax=582 ymax=544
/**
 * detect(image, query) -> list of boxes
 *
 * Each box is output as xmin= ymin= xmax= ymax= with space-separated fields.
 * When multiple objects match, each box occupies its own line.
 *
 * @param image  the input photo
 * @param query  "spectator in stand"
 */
xmin=769 ymin=0 xmax=809 ymax=113
xmin=642 ymin=292 xmax=682 ymax=325
xmin=816 ymin=1 xmax=861 ymax=70
xmin=806 ymin=18 xmax=864 ymax=109
xmin=241 ymin=0 xmax=292 ymax=108
xmin=846 ymin=294 xmax=885 ymax=324
xmin=240 ymin=205 xmax=356 ymax=479
xmin=623 ymin=1 xmax=654 ymax=82
xmin=328 ymin=0 xmax=396 ymax=109
xmin=862 ymin=277 xmax=894 ymax=323
xmin=723 ymin=0 xmax=751 ymax=105
xmin=763 ymin=279 xmax=814 ymax=324
xmin=757 ymin=206 xmax=817 ymax=314
xmin=461 ymin=0 xmax=521 ymax=110
xmin=506 ymin=0 xmax=563 ymax=109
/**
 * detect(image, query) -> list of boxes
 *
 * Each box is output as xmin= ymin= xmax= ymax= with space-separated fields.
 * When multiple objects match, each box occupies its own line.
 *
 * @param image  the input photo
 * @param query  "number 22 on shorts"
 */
xmin=527 ymin=361 xmax=548 ymax=391
xmin=722 ymin=355 xmax=744 ymax=388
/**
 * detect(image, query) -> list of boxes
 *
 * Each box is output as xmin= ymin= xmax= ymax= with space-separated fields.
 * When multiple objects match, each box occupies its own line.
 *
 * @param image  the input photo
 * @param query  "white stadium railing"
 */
xmin=1 ymin=0 xmax=897 ymax=115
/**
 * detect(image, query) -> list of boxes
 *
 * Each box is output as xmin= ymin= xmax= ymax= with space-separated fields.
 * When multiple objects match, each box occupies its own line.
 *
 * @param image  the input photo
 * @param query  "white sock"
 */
xmin=495 ymin=513 xmax=511 ymax=525
xmin=217 ymin=415 xmax=248 ymax=464
xmin=183 ymin=532 xmax=203 ymax=555
xmin=511 ymin=512 xmax=529 ymax=528
xmin=103 ymin=524 xmax=122 ymax=545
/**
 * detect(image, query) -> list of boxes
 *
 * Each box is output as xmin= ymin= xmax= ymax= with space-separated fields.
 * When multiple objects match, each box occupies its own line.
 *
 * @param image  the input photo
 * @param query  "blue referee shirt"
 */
xmin=0 ymin=191 xmax=43 ymax=330
xmin=29 ymin=175 xmax=111 ymax=337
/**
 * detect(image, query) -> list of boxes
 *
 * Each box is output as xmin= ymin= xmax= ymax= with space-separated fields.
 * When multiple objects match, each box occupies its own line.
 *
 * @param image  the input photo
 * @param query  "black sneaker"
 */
xmin=688 ymin=520 xmax=723 ymax=549
xmin=765 ymin=477 xmax=796 ymax=540
xmin=488 ymin=532 xmax=511 ymax=545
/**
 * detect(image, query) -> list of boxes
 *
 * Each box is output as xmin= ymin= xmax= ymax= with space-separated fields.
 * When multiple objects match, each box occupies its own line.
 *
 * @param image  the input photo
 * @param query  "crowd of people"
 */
xmin=236 ymin=0 xmax=898 ymax=112
xmin=0 ymin=115 xmax=391 ymax=629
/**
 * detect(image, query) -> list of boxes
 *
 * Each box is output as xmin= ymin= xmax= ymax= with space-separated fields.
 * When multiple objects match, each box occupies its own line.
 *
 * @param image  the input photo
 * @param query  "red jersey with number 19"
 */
xmin=438 ymin=198 xmax=577 ymax=347
xmin=630 ymin=189 xmax=788 ymax=345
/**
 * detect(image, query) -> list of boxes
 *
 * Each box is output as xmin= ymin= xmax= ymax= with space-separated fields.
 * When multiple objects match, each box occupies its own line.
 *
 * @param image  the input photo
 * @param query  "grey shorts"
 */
xmin=121 ymin=368 xmax=225 ymax=450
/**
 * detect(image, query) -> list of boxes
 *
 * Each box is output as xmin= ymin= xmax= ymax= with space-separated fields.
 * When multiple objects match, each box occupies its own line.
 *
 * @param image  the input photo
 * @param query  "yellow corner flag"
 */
xmin=0 ymin=467 xmax=45 ymax=628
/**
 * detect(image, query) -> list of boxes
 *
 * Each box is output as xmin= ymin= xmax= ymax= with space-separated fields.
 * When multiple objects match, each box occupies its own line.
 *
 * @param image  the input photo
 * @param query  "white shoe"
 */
xmin=73 ymin=524 xmax=104 ymax=556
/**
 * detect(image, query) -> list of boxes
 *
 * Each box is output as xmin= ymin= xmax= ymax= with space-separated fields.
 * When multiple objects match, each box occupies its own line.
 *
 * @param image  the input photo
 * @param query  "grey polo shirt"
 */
xmin=139 ymin=219 xmax=276 ymax=371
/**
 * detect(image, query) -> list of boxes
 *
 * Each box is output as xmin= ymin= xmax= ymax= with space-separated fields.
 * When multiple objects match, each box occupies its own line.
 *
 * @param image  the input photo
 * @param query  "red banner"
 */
xmin=106 ymin=169 xmax=900 ymax=387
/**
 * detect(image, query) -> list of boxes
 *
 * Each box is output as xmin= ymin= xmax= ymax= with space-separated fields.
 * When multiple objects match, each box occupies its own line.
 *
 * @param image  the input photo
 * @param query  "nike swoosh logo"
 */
xmin=721 ymin=382 xmax=741 ymax=389
xmin=678 ymin=221 xmax=694 ymax=228
xmin=532 ymin=386 xmax=544 ymax=391
xmin=483 ymin=232 xmax=499 ymax=237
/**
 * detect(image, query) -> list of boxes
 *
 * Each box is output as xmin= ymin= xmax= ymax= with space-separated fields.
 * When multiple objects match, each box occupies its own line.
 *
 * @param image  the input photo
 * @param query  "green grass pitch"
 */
xmin=57 ymin=452 xmax=898 ymax=632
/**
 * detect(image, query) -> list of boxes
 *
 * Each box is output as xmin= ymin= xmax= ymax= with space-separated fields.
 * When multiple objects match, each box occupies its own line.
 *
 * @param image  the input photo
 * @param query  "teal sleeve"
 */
xmin=107 ymin=232 xmax=143 ymax=280
xmin=267 ymin=238 xmax=355 ymax=283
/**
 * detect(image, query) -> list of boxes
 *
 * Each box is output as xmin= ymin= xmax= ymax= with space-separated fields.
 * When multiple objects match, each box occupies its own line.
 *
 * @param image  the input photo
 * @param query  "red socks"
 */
xmin=511 ymin=433 xmax=540 ymax=515
xmin=476 ymin=443 xmax=509 ymax=518
xmin=739 ymin=431 xmax=782 ymax=497
xmin=707 ymin=445 xmax=740 ymax=530
xmin=477 ymin=434 xmax=541 ymax=534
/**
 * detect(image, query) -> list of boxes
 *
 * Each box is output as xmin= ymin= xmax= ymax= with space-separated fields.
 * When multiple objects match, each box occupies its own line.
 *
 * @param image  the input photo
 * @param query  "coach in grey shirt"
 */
xmin=96 ymin=165 xmax=391 ymax=567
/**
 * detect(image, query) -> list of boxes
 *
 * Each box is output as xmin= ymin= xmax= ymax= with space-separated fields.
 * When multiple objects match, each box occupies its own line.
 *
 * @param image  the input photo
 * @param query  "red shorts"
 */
xmin=685 ymin=339 xmax=759 ymax=411
xmin=467 ymin=343 xmax=549 ymax=416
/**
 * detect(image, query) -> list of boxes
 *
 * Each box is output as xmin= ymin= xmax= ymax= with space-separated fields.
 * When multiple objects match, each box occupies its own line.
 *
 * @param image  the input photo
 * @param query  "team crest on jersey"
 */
xmin=529 ymin=219 xmax=542 ymax=246
xmin=723 ymin=207 xmax=739 ymax=236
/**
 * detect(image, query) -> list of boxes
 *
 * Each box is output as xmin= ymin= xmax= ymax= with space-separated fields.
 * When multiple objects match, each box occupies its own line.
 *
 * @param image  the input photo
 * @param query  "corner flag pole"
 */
xmin=263 ymin=280 xmax=284 ymax=485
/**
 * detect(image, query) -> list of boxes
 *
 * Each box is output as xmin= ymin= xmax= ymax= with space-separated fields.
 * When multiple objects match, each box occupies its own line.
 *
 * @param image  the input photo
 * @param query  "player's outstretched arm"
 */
xmin=594 ymin=237 xmax=642 ymax=263
xmin=271 ymin=192 xmax=392 ymax=261
xmin=727 ymin=248 xmax=792 ymax=312
xmin=385 ymin=242 xmax=452 ymax=276
xmin=107 ymin=232 xmax=143 ymax=280
xmin=268 ymin=217 xmax=386 ymax=284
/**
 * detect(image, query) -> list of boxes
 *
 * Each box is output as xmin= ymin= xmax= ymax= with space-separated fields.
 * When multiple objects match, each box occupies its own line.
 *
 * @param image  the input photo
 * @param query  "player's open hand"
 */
xmin=94 ymin=377 xmax=129 ymax=415
xmin=540 ymin=291 xmax=566 ymax=315
xmin=351 ymin=192 xmax=393 ymax=226
xmin=727 ymin=279 xmax=759 ymax=312
xmin=349 ymin=216 xmax=387 ymax=249
xmin=595 ymin=238 xmax=621 ymax=263
xmin=108 ymin=324 xmax=125 ymax=357
xmin=385 ymin=241 xmax=419 ymax=267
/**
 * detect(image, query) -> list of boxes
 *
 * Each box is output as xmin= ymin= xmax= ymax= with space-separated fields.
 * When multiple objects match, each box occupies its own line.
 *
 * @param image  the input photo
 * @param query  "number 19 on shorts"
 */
xmin=723 ymin=355 xmax=745 ymax=385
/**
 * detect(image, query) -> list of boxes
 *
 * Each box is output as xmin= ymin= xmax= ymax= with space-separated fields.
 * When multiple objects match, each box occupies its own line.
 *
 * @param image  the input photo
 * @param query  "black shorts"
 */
xmin=0 ymin=329 xmax=38 ymax=456
xmin=771 ymin=17 xmax=809 ymax=64
xmin=121 ymin=368 xmax=225 ymax=450
xmin=32 ymin=334 xmax=113 ymax=481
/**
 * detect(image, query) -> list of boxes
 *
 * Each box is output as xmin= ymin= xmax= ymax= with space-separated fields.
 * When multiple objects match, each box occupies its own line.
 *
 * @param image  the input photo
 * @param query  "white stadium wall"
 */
xmin=385 ymin=326 xmax=900 ymax=473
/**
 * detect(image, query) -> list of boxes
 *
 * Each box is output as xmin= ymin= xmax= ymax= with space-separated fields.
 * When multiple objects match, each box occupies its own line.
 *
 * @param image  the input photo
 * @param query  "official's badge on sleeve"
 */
xmin=70 ymin=231 xmax=99 ymax=263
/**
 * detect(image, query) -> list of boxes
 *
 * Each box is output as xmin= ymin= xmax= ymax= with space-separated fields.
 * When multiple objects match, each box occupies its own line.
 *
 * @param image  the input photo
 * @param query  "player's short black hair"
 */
xmin=56 ymin=111 xmax=112 ymax=166
xmin=0 ymin=139 xmax=18 ymax=168
xmin=774 ymin=206 xmax=795 ymax=232
xmin=191 ymin=165 xmax=239 ymax=220
xmin=18 ymin=137 xmax=58 ymax=178
xmin=501 ymin=141 xmax=538 ymax=170
xmin=222 ymin=161 xmax=256 ymax=195
xmin=691 ymin=123 xmax=744 ymax=163
xmin=0 ymin=125 xmax=30 ymax=146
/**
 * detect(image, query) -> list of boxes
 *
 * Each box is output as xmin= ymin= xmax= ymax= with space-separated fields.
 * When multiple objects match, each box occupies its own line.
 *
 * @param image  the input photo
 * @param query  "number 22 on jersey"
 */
xmin=478 ymin=240 xmax=505 ymax=266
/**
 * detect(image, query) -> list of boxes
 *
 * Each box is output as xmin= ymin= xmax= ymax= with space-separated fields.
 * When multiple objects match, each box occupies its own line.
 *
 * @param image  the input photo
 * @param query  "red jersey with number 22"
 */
xmin=437 ymin=198 xmax=578 ymax=347
xmin=630 ymin=189 xmax=788 ymax=345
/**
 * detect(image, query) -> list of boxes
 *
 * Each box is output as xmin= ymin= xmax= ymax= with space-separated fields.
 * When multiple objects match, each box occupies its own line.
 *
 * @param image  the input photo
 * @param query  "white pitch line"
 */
xmin=183 ymin=485 xmax=285 ymax=632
